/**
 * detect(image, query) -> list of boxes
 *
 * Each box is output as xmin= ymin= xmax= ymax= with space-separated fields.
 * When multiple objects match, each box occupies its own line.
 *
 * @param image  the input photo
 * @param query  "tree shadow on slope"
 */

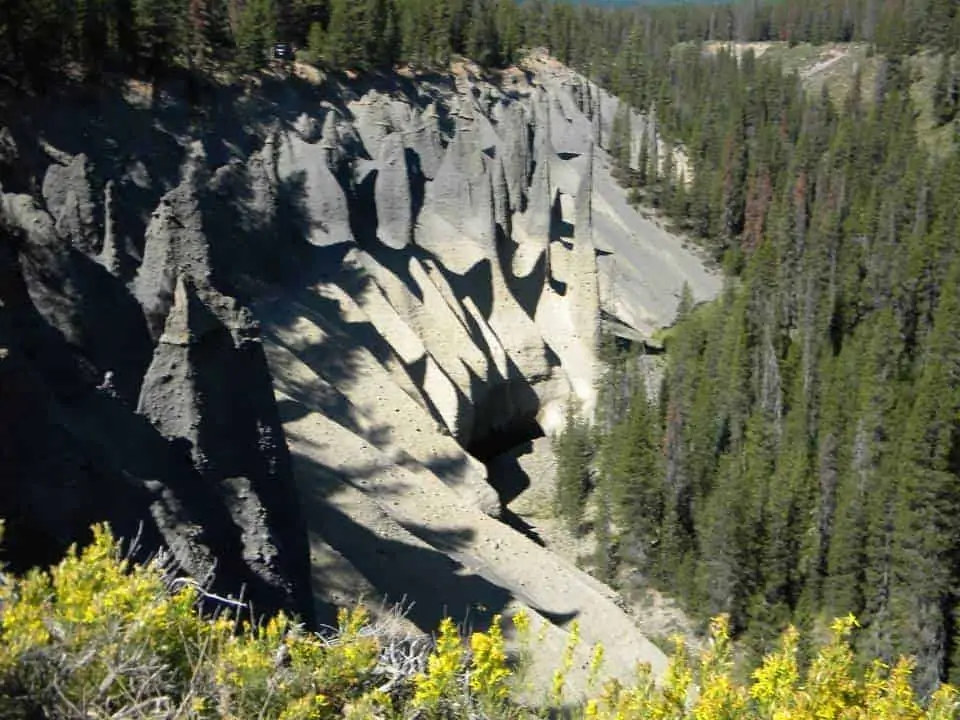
xmin=292 ymin=446 xmax=578 ymax=634
xmin=1 ymin=73 xmax=590 ymax=637
xmin=495 ymin=225 xmax=548 ymax=320
xmin=0 ymin=271 xmax=321 ymax=626
xmin=0 ymin=70 xmax=367 ymax=280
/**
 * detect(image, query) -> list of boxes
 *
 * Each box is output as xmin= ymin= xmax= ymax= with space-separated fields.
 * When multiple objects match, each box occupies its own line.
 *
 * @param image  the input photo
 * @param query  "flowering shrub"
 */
xmin=1 ymin=523 xmax=959 ymax=719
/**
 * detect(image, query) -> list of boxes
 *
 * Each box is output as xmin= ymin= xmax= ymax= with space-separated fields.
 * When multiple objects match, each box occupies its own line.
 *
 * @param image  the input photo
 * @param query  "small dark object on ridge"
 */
xmin=273 ymin=43 xmax=293 ymax=61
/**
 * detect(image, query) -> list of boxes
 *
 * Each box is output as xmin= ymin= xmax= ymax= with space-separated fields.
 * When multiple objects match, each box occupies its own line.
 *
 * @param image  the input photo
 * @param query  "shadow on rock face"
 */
xmin=137 ymin=277 xmax=314 ymax=623
xmin=292 ymin=447 xmax=574 ymax=635
xmin=496 ymin=224 xmax=547 ymax=320
xmin=1 ymin=186 xmax=315 ymax=624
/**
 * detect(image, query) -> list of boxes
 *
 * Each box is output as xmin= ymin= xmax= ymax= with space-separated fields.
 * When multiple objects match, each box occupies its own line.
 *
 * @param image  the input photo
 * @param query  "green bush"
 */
xmin=2 ymin=523 xmax=960 ymax=719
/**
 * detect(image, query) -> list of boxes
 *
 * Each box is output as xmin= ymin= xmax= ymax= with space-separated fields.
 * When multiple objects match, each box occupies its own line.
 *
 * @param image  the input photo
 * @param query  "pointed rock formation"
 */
xmin=375 ymin=131 xmax=413 ymax=249
xmin=430 ymin=97 xmax=496 ymax=253
xmin=575 ymin=141 xmax=594 ymax=236
xmin=546 ymin=86 xmax=579 ymax=155
xmin=4 ymin=186 xmax=152 ymax=402
xmin=97 ymin=180 xmax=130 ymax=277
xmin=572 ymin=139 xmax=600 ymax=354
xmin=3 ymin=192 xmax=87 ymax=349
xmin=0 ymin=243 xmax=159 ymax=575
xmin=133 ymin=169 xmax=212 ymax=341
xmin=498 ymin=102 xmax=530 ymax=214
xmin=511 ymin=90 xmax=554 ymax=277
xmin=351 ymin=91 xmax=395 ymax=160
xmin=592 ymin=100 xmax=602 ymax=147
xmin=387 ymin=100 xmax=414 ymax=133
xmin=42 ymin=153 xmax=99 ymax=254
xmin=294 ymin=112 xmax=322 ymax=143
xmin=406 ymin=103 xmax=445 ymax=181
xmin=247 ymin=136 xmax=279 ymax=222
xmin=319 ymin=109 xmax=344 ymax=171
xmin=0 ymin=126 xmax=21 ymax=190
xmin=526 ymin=90 xmax=554 ymax=239
xmin=138 ymin=276 xmax=313 ymax=621
xmin=277 ymin=131 xmax=354 ymax=247
xmin=492 ymin=153 xmax=510 ymax=236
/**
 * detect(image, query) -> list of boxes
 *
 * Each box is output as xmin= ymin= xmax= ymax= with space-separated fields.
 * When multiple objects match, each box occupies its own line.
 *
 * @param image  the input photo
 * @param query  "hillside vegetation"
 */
xmin=549 ymin=0 xmax=960 ymax=701
xmin=3 ymin=522 xmax=960 ymax=719
xmin=698 ymin=41 xmax=954 ymax=152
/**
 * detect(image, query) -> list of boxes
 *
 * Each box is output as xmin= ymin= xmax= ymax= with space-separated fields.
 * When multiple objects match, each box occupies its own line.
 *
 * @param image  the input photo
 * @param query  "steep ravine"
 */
xmin=0 ymin=58 xmax=719 ymax=693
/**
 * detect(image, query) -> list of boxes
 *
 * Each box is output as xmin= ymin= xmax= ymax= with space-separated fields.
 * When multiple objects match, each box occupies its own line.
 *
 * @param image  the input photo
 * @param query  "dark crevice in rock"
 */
xmin=464 ymin=373 xmax=545 ymax=466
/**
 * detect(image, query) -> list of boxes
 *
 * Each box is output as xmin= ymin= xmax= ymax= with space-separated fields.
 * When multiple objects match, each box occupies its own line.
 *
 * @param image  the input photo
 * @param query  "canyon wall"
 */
xmin=0 ymin=57 xmax=718 ymax=691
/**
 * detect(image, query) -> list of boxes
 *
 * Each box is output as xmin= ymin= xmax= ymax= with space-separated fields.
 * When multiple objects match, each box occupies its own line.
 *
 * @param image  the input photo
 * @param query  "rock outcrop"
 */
xmin=97 ymin=180 xmax=123 ymax=276
xmin=138 ymin=277 xmax=312 ymax=619
xmin=42 ymin=153 xmax=99 ymax=255
xmin=525 ymin=90 xmax=554 ymax=242
xmin=498 ymin=102 xmax=530 ymax=214
xmin=429 ymin=98 xmax=496 ymax=256
xmin=0 ymin=55 xmax=720 ymax=682
xmin=1 ymin=139 xmax=312 ymax=623
xmin=406 ymin=103 xmax=445 ymax=181
xmin=133 ymin=159 xmax=212 ymax=341
xmin=374 ymin=131 xmax=413 ymax=249
xmin=277 ymin=131 xmax=354 ymax=247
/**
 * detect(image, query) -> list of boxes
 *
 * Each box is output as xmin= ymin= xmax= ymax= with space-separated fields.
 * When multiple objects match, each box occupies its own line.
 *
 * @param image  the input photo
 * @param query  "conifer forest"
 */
xmin=5 ymin=0 xmax=960 ymax=698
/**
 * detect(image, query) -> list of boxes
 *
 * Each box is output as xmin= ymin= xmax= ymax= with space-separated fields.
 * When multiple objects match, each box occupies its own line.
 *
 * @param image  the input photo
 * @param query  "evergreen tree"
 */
xmin=888 ymin=258 xmax=960 ymax=692
xmin=601 ymin=376 xmax=663 ymax=575
xmin=305 ymin=20 xmax=324 ymax=64
xmin=325 ymin=0 xmax=363 ymax=68
xmin=494 ymin=0 xmax=519 ymax=66
xmin=609 ymin=101 xmax=633 ymax=173
xmin=592 ymin=481 xmax=618 ymax=584
xmin=133 ymin=0 xmax=183 ymax=76
xmin=428 ymin=0 xmax=451 ymax=66
xmin=933 ymin=53 xmax=959 ymax=126
xmin=186 ymin=0 xmax=209 ymax=65
xmin=466 ymin=0 xmax=497 ymax=67
xmin=553 ymin=402 xmax=593 ymax=536
xmin=234 ymin=0 xmax=275 ymax=72
xmin=75 ymin=0 xmax=108 ymax=77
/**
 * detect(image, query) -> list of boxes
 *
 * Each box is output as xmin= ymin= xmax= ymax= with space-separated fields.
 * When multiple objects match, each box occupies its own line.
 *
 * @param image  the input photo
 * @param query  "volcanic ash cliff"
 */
xmin=0 ymin=58 xmax=718 ymax=692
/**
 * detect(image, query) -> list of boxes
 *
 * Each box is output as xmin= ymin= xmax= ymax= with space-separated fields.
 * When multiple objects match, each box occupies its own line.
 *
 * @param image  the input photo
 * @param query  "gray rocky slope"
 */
xmin=0 ymin=57 xmax=718 ymax=693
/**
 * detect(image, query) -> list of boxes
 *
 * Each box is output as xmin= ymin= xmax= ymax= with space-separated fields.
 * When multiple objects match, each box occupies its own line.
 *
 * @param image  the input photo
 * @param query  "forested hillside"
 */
xmin=549 ymin=0 xmax=960 ymax=701
xmin=3 ymin=0 xmax=959 ymax=89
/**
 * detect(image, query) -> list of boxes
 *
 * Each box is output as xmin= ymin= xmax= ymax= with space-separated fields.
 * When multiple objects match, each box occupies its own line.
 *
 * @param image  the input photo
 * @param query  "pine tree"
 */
xmin=325 ymin=0 xmax=363 ymax=68
xmin=186 ymin=0 xmax=210 ymax=66
xmin=234 ymin=0 xmax=275 ymax=72
xmin=305 ymin=20 xmax=324 ymax=64
xmin=76 ymin=0 xmax=108 ymax=77
xmin=428 ymin=0 xmax=451 ymax=67
xmin=494 ymin=0 xmax=519 ymax=66
xmin=888 ymin=258 xmax=960 ymax=693
xmin=553 ymin=402 xmax=593 ymax=536
xmin=133 ymin=0 xmax=183 ymax=76
xmin=602 ymin=376 xmax=663 ymax=576
xmin=933 ymin=53 xmax=959 ymax=126
xmin=592 ymin=481 xmax=618 ymax=584
xmin=636 ymin=125 xmax=649 ymax=188
xmin=609 ymin=101 xmax=632 ymax=174
xmin=466 ymin=0 xmax=497 ymax=68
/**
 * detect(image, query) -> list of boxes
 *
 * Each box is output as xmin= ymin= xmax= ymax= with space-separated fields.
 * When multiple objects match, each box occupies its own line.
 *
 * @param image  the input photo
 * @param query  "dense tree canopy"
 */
xmin=3 ymin=0 xmax=958 ymax=86
xmin=556 ymin=0 xmax=960 ymax=699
